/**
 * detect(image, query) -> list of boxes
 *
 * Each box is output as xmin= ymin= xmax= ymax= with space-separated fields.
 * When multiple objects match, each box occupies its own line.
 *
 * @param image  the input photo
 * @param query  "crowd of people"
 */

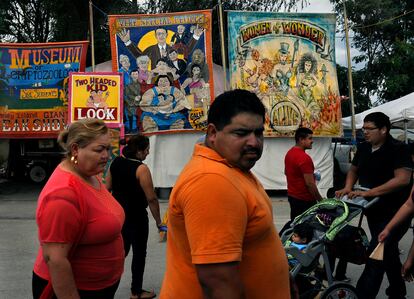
xmin=31 ymin=90 xmax=414 ymax=299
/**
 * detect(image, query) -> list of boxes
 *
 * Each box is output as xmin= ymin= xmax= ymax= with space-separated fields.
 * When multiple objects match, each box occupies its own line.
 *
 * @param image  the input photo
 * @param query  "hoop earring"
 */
xmin=70 ymin=156 xmax=78 ymax=165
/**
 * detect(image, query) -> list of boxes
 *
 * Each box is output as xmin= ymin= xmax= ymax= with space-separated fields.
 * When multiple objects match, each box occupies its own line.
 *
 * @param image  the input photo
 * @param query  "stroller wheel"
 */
xmin=321 ymin=282 xmax=358 ymax=299
xmin=296 ymin=275 xmax=322 ymax=299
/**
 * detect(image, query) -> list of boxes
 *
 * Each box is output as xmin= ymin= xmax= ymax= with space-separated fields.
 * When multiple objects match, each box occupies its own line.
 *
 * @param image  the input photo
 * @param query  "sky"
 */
xmin=299 ymin=0 xmax=360 ymax=68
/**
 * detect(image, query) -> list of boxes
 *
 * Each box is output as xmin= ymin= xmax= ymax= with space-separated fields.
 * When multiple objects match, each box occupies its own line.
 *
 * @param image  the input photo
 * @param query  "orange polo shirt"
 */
xmin=160 ymin=144 xmax=290 ymax=299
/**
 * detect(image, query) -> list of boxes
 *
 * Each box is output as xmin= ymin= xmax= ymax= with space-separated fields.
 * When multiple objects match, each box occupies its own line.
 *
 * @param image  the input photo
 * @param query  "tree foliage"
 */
xmin=331 ymin=0 xmax=414 ymax=104
xmin=336 ymin=65 xmax=370 ymax=116
xmin=0 ymin=0 xmax=308 ymax=65
xmin=0 ymin=0 xmax=139 ymax=64
xmin=0 ymin=0 xmax=55 ymax=42
xmin=143 ymin=0 xmax=309 ymax=14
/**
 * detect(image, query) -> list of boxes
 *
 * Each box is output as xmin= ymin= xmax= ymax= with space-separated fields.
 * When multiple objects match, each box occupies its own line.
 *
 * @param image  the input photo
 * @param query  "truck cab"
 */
xmin=7 ymin=139 xmax=64 ymax=184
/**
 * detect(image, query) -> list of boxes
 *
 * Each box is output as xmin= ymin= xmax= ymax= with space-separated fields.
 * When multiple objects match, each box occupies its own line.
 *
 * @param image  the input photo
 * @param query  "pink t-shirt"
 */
xmin=33 ymin=166 xmax=125 ymax=290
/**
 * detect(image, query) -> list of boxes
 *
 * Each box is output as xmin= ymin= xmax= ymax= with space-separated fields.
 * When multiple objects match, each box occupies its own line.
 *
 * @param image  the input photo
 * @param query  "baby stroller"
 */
xmin=281 ymin=188 xmax=379 ymax=299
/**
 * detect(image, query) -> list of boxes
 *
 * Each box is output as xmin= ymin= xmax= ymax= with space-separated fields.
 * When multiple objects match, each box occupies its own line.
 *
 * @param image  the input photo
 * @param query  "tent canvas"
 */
xmin=342 ymin=92 xmax=414 ymax=130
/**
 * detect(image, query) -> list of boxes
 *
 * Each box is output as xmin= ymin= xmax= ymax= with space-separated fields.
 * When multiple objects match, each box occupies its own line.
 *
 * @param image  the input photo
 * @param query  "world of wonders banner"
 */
xmin=0 ymin=41 xmax=88 ymax=138
xmin=228 ymin=12 xmax=342 ymax=137
xmin=108 ymin=10 xmax=213 ymax=135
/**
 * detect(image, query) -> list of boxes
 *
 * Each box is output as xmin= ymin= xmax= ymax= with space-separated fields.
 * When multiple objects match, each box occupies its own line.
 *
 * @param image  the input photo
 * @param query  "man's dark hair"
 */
xmin=167 ymin=48 xmax=177 ymax=55
xmin=155 ymin=58 xmax=169 ymax=66
xmin=154 ymin=74 xmax=172 ymax=86
xmin=155 ymin=27 xmax=167 ymax=34
xmin=122 ymin=134 xmax=149 ymax=159
xmin=207 ymin=89 xmax=265 ymax=130
xmin=363 ymin=112 xmax=391 ymax=133
xmin=293 ymin=223 xmax=313 ymax=243
xmin=295 ymin=127 xmax=313 ymax=143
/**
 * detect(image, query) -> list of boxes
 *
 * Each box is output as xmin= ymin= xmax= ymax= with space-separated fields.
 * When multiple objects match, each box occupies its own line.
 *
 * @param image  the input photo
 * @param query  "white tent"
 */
xmin=342 ymin=92 xmax=414 ymax=130
xmin=87 ymin=61 xmax=334 ymax=193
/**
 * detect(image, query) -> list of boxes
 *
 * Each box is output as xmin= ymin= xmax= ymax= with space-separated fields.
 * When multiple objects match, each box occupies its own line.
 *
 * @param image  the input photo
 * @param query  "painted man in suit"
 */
xmin=118 ymin=26 xmax=204 ymax=70
xmin=167 ymin=48 xmax=187 ymax=77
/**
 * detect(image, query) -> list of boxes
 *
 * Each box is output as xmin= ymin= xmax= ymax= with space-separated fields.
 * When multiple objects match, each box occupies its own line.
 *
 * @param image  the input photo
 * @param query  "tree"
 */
xmin=143 ymin=0 xmax=309 ymax=14
xmin=0 ymin=0 xmax=138 ymax=64
xmin=330 ymin=0 xmax=414 ymax=103
xmin=50 ymin=0 xmax=137 ymax=64
xmin=0 ymin=0 xmax=55 ymax=42
xmin=0 ymin=0 xmax=309 ymax=65
xmin=336 ymin=65 xmax=370 ymax=116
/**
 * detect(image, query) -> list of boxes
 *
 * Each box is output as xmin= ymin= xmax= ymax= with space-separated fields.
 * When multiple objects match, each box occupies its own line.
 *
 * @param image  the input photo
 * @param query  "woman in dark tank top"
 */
xmin=106 ymin=134 xmax=162 ymax=299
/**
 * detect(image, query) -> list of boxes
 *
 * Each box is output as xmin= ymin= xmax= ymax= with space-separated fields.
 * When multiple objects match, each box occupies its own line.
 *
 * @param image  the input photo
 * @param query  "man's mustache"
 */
xmin=242 ymin=147 xmax=262 ymax=156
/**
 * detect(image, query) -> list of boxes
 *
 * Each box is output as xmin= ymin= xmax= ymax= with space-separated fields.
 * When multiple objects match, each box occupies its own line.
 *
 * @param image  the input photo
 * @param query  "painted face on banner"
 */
xmin=192 ymin=50 xmax=205 ymax=65
xmin=305 ymin=61 xmax=312 ymax=73
xmin=280 ymin=53 xmax=288 ymax=63
xmin=120 ymin=56 xmax=130 ymax=69
xmin=168 ymin=51 xmax=178 ymax=61
xmin=91 ymin=90 xmax=104 ymax=102
xmin=177 ymin=25 xmax=185 ymax=34
xmin=137 ymin=58 xmax=150 ymax=71
xmin=192 ymin=66 xmax=201 ymax=77
xmin=131 ymin=71 xmax=139 ymax=81
xmin=155 ymin=28 xmax=167 ymax=44
xmin=157 ymin=77 xmax=171 ymax=89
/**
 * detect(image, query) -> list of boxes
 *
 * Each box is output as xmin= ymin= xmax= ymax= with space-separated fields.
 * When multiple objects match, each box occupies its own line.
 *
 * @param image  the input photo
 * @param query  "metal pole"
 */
xmin=404 ymin=120 xmax=408 ymax=143
xmin=343 ymin=1 xmax=356 ymax=142
xmin=89 ymin=0 xmax=95 ymax=72
xmin=218 ymin=0 xmax=228 ymax=91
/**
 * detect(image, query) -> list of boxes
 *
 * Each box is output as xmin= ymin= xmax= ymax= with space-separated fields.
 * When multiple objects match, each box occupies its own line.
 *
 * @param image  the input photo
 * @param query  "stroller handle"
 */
xmin=339 ymin=185 xmax=380 ymax=210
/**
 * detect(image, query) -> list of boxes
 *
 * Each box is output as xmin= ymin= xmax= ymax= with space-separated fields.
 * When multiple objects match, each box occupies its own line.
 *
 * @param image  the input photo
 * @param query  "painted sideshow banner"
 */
xmin=228 ymin=12 xmax=342 ymax=137
xmin=0 ymin=41 xmax=88 ymax=138
xmin=68 ymin=72 xmax=123 ymax=128
xmin=108 ymin=10 xmax=214 ymax=135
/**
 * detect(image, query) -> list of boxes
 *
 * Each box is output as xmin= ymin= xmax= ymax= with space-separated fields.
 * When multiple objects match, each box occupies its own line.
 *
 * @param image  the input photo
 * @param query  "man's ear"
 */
xmin=206 ymin=123 xmax=218 ymax=145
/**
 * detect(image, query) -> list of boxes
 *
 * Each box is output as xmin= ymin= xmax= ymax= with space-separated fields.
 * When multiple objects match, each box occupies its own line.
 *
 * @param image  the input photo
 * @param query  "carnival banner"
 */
xmin=108 ymin=10 xmax=213 ymax=135
xmin=0 ymin=41 xmax=88 ymax=138
xmin=68 ymin=72 xmax=123 ymax=128
xmin=228 ymin=12 xmax=342 ymax=137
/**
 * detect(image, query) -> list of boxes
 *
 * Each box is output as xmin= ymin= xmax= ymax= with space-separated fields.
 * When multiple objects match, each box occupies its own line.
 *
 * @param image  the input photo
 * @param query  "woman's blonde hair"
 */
xmin=58 ymin=118 xmax=109 ymax=157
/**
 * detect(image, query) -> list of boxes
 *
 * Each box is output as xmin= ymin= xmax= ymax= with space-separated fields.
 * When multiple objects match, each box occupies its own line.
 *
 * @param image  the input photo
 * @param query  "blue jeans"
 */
xmin=356 ymin=217 xmax=410 ymax=299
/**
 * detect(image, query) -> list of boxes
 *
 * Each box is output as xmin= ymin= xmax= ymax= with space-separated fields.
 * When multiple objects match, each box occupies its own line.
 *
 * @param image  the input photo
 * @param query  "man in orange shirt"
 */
xmin=160 ymin=89 xmax=293 ymax=299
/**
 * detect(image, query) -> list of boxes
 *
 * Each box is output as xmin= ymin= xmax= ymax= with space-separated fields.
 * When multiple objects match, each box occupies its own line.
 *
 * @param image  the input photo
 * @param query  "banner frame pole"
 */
xmin=218 ymin=0 xmax=228 ymax=91
xmin=89 ymin=0 xmax=96 ymax=72
xmin=344 ymin=1 xmax=356 ymax=143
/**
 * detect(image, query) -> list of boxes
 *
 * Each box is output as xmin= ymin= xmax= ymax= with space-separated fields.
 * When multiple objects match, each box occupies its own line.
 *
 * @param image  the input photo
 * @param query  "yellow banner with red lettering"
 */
xmin=68 ymin=72 xmax=123 ymax=127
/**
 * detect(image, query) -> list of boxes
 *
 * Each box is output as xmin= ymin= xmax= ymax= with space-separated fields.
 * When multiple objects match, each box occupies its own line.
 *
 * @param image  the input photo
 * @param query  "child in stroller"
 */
xmin=281 ymin=198 xmax=366 ymax=299
xmin=285 ymin=223 xmax=314 ymax=268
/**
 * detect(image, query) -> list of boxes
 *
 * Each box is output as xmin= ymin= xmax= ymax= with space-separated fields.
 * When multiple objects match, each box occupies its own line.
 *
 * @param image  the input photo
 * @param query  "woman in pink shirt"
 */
xmin=32 ymin=118 xmax=125 ymax=299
